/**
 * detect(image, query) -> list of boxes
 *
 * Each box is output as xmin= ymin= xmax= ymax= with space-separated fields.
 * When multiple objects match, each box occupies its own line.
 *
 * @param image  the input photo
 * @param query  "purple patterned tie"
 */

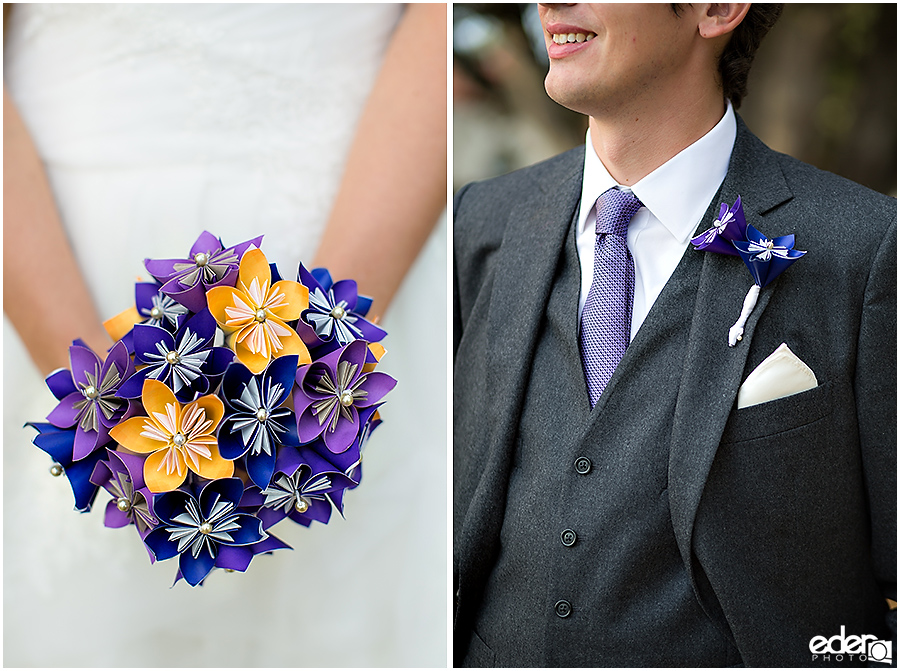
xmin=580 ymin=188 xmax=643 ymax=407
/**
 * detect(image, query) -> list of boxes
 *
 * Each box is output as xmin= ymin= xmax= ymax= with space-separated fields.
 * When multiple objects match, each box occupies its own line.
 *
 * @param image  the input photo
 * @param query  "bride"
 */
xmin=4 ymin=4 xmax=447 ymax=667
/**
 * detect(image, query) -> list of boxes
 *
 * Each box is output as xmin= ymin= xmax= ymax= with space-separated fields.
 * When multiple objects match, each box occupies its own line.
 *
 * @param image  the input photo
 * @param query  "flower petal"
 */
xmin=237 ymin=248 xmax=272 ymax=295
xmin=267 ymin=280 xmax=308 ymax=322
xmin=141 ymin=378 xmax=179 ymax=418
xmin=110 ymin=416 xmax=168 ymax=454
xmin=180 ymin=547 xmax=217 ymax=587
xmin=143 ymin=449 xmax=188 ymax=493
xmin=323 ymin=406 xmax=359 ymax=454
xmin=207 ymin=286 xmax=248 ymax=333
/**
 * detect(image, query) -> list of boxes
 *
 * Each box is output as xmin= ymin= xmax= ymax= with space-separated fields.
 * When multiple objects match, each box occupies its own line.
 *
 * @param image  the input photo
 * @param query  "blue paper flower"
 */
xmin=27 ymin=422 xmax=103 ymax=512
xmin=732 ymin=224 xmax=806 ymax=288
xmin=135 ymin=282 xmax=189 ymax=332
xmin=218 ymin=355 xmax=301 ymax=489
xmin=144 ymin=478 xmax=266 ymax=586
xmin=296 ymin=264 xmax=387 ymax=351
xmin=117 ymin=310 xmax=233 ymax=402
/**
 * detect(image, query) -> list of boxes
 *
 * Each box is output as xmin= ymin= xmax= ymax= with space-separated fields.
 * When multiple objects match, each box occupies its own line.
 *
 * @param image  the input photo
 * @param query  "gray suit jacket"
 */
xmin=453 ymin=118 xmax=896 ymax=666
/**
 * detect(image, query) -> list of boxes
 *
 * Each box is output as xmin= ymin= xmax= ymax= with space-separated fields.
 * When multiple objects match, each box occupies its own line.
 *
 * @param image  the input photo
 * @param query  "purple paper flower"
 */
xmin=90 ymin=449 xmax=157 ymax=540
xmin=218 ymin=355 xmax=301 ymax=489
xmin=45 ymin=340 xmax=137 ymax=461
xmin=26 ymin=422 xmax=103 ymax=512
xmin=144 ymin=231 xmax=263 ymax=313
xmin=116 ymin=310 xmax=233 ymax=402
xmin=296 ymin=264 xmax=387 ymax=350
xmin=690 ymin=196 xmax=747 ymax=256
xmin=293 ymin=340 xmax=396 ymax=453
xmin=732 ymin=224 xmax=806 ymax=288
xmin=144 ymin=478 xmax=266 ymax=586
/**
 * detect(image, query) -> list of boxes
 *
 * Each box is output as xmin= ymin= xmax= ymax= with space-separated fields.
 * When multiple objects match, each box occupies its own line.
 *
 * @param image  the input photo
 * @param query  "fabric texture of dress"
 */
xmin=4 ymin=4 xmax=446 ymax=666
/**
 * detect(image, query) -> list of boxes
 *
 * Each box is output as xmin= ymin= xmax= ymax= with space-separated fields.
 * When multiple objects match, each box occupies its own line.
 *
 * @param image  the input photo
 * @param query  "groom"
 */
xmin=453 ymin=3 xmax=896 ymax=667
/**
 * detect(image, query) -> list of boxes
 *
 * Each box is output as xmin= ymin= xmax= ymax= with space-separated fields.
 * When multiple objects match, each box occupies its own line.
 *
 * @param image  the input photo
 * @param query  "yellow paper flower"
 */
xmin=207 ymin=248 xmax=311 ymax=374
xmin=110 ymin=379 xmax=231 ymax=493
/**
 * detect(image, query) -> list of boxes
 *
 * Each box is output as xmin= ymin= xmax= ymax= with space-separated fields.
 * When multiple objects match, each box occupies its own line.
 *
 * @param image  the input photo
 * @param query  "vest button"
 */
xmin=574 ymin=456 xmax=592 ymax=474
xmin=555 ymin=600 xmax=572 ymax=618
xmin=561 ymin=529 xmax=577 ymax=547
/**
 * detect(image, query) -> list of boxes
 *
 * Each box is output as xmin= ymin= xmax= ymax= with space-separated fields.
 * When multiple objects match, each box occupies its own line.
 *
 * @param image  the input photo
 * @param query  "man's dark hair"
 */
xmin=672 ymin=4 xmax=784 ymax=109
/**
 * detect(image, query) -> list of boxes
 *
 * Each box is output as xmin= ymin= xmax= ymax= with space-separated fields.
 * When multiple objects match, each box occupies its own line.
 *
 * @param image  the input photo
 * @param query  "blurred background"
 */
xmin=453 ymin=3 xmax=897 ymax=197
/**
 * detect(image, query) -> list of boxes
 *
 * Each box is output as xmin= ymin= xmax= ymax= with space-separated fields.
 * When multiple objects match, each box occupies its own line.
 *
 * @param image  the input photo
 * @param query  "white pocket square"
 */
xmin=736 ymin=343 xmax=818 ymax=409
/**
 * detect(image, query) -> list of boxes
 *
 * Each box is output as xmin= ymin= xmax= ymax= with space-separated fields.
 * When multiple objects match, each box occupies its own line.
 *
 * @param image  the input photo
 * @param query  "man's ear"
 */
xmin=699 ymin=4 xmax=751 ymax=39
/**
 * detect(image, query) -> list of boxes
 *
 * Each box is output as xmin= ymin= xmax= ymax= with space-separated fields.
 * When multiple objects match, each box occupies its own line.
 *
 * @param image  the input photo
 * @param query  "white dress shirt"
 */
xmin=577 ymin=101 xmax=737 ymax=339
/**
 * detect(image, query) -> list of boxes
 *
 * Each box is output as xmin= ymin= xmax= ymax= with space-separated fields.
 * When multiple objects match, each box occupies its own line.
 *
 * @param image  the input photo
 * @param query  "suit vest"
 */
xmin=465 ymin=213 xmax=741 ymax=667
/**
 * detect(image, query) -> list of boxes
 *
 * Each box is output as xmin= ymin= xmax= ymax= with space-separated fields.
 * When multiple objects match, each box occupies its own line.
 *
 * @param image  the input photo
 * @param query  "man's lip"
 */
xmin=544 ymin=21 xmax=594 ymax=37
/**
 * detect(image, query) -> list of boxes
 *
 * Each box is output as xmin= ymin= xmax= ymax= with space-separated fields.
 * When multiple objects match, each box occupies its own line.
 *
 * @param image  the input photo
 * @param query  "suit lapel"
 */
xmin=668 ymin=119 xmax=794 ymax=614
xmin=457 ymin=150 xmax=584 ymax=583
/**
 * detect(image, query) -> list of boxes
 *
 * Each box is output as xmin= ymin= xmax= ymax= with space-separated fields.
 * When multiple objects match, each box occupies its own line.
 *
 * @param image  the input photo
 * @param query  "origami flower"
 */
xmin=45 ymin=340 xmax=137 ymax=461
xmin=207 ymin=248 xmax=311 ymax=374
xmin=27 ymin=422 xmax=103 ymax=512
xmin=117 ymin=310 xmax=233 ymax=402
xmin=103 ymin=282 xmax=190 ymax=349
xmin=144 ymin=478 xmax=266 ymax=586
xmin=136 ymin=282 xmax=190 ymax=331
xmin=218 ymin=355 xmax=301 ymax=489
xmin=293 ymin=339 xmax=396 ymax=453
xmin=296 ymin=264 xmax=387 ymax=350
xmin=691 ymin=196 xmax=806 ymax=346
xmin=244 ymin=446 xmax=357 ymax=529
xmin=690 ymin=195 xmax=747 ymax=256
xmin=90 ymin=449 xmax=157 ymax=539
xmin=732 ymin=224 xmax=806 ymax=289
xmin=110 ymin=379 xmax=231 ymax=492
xmin=144 ymin=231 xmax=263 ymax=313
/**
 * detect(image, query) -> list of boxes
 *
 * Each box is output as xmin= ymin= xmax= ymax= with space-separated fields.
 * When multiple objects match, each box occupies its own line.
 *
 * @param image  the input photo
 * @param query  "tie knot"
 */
xmin=595 ymin=188 xmax=643 ymax=237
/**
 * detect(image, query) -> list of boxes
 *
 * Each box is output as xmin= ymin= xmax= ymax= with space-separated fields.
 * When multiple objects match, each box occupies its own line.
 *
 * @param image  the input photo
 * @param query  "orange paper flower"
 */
xmin=109 ymin=379 xmax=231 ymax=492
xmin=207 ymin=248 xmax=311 ymax=374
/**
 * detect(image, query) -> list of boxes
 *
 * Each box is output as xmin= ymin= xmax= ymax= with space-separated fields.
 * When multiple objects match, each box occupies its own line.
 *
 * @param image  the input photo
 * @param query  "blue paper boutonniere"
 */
xmin=691 ymin=196 xmax=806 ymax=347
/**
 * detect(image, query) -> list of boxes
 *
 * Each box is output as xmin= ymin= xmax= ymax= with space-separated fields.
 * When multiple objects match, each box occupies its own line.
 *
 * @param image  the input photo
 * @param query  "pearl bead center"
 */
xmin=339 ymin=391 xmax=354 ymax=407
xmin=165 ymin=350 xmax=180 ymax=364
xmin=172 ymin=432 xmax=186 ymax=447
xmin=116 ymin=498 xmax=131 ymax=512
xmin=330 ymin=306 xmax=346 ymax=320
xmin=294 ymin=498 xmax=309 ymax=513
xmin=150 ymin=306 xmax=163 ymax=319
xmin=199 ymin=522 xmax=213 ymax=535
xmin=83 ymin=385 xmax=99 ymax=400
xmin=255 ymin=309 xmax=267 ymax=322
xmin=256 ymin=408 xmax=269 ymax=422
xmin=194 ymin=252 xmax=209 ymax=267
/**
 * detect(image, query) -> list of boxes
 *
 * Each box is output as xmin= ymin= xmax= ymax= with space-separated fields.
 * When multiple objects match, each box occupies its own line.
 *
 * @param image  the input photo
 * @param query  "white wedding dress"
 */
xmin=3 ymin=4 xmax=446 ymax=667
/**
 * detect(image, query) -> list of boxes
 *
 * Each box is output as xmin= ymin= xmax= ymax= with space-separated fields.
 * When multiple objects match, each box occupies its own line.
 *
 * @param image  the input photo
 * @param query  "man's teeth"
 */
xmin=551 ymin=32 xmax=596 ymax=44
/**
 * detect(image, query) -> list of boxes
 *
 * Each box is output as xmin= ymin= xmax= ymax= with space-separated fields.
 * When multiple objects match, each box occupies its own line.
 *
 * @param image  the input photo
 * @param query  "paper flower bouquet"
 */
xmin=28 ymin=232 xmax=395 ymax=586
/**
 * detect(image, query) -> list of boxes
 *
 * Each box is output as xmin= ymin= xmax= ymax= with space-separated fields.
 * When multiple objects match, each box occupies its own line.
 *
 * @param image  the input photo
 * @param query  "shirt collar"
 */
xmin=579 ymin=100 xmax=737 ymax=243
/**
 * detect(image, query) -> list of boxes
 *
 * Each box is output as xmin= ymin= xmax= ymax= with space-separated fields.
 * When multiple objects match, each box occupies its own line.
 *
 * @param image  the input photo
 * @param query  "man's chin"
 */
xmin=544 ymin=74 xmax=596 ymax=116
